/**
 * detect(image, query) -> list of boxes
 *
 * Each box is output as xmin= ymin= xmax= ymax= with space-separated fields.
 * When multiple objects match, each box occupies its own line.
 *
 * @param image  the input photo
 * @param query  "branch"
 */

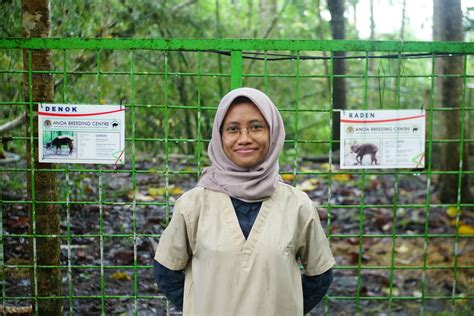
xmin=246 ymin=0 xmax=291 ymax=73
xmin=0 ymin=112 xmax=26 ymax=135
xmin=171 ymin=0 xmax=198 ymax=14
xmin=262 ymin=0 xmax=291 ymax=39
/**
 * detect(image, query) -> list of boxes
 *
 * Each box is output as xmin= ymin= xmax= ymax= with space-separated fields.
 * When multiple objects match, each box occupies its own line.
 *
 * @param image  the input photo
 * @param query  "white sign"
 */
xmin=38 ymin=104 xmax=125 ymax=164
xmin=340 ymin=110 xmax=425 ymax=169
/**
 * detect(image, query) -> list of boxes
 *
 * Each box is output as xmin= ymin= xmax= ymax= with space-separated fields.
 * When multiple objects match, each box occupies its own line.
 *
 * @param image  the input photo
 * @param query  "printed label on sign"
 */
xmin=38 ymin=104 xmax=125 ymax=164
xmin=340 ymin=110 xmax=425 ymax=169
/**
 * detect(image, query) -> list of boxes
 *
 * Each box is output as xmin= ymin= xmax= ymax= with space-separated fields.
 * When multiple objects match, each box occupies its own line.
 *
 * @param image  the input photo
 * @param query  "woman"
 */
xmin=154 ymin=87 xmax=335 ymax=315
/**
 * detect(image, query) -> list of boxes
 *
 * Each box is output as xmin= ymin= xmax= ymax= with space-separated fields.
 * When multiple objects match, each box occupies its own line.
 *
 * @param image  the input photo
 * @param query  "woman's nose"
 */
xmin=237 ymin=128 xmax=252 ymax=143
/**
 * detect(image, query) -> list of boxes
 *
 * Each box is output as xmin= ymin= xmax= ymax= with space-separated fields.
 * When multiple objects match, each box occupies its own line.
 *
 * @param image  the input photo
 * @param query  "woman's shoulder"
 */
xmin=174 ymin=186 xmax=227 ymax=213
xmin=275 ymin=182 xmax=318 ymax=220
xmin=177 ymin=185 xmax=205 ymax=200
xmin=177 ymin=186 xmax=227 ymax=201
xmin=174 ymin=186 xmax=205 ymax=208
xmin=275 ymin=182 xmax=312 ymax=202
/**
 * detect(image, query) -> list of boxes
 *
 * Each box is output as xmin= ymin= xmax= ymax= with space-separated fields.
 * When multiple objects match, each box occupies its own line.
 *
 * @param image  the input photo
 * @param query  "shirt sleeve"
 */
xmin=297 ymin=199 xmax=336 ymax=276
xmin=153 ymin=261 xmax=185 ymax=311
xmin=302 ymin=268 xmax=333 ymax=313
xmin=154 ymin=199 xmax=191 ymax=270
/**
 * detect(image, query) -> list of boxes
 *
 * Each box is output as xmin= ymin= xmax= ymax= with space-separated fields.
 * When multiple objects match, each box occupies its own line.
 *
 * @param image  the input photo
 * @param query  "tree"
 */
xmin=433 ymin=0 xmax=472 ymax=203
xmin=315 ymin=0 xmax=331 ymax=97
xmin=400 ymin=0 xmax=407 ymax=40
xmin=327 ymin=0 xmax=347 ymax=152
xmin=22 ymin=0 xmax=62 ymax=314
xmin=259 ymin=0 xmax=278 ymax=37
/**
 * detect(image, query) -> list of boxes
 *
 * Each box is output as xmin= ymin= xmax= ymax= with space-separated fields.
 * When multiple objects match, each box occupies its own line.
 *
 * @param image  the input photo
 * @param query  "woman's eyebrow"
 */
xmin=223 ymin=121 xmax=240 ymax=125
xmin=223 ymin=119 xmax=264 ymax=125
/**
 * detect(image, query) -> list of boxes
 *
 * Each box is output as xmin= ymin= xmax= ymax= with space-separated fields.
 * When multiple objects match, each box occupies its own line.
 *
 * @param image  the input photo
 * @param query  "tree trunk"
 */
xmin=433 ymin=0 xmax=472 ymax=203
xmin=259 ymin=0 xmax=277 ymax=37
xmin=400 ymin=0 xmax=407 ymax=40
xmin=369 ymin=0 xmax=375 ymax=41
xmin=328 ymin=0 xmax=347 ymax=152
xmin=315 ymin=0 xmax=330 ymax=95
xmin=351 ymin=0 xmax=357 ymax=28
xmin=22 ymin=0 xmax=62 ymax=314
xmin=369 ymin=0 xmax=375 ymax=71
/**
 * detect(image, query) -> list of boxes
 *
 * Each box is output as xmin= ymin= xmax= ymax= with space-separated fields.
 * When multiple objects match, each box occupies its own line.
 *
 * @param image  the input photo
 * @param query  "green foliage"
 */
xmin=1 ymin=1 xmax=474 ymax=161
xmin=0 ymin=0 xmax=21 ymax=37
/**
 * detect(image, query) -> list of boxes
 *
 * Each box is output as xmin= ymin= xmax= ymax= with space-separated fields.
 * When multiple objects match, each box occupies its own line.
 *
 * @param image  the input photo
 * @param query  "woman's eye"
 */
xmin=249 ymin=124 xmax=264 ymax=132
xmin=225 ymin=126 xmax=239 ymax=133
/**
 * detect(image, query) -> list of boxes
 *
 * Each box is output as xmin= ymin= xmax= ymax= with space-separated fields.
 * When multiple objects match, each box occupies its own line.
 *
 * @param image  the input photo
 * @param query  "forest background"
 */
xmin=1 ymin=0 xmax=473 ymax=162
xmin=1 ymin=0 xmax=474 ymax=315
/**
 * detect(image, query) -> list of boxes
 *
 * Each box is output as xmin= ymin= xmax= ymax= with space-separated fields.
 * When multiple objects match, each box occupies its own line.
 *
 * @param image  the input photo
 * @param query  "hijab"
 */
xmin=197 ymin=87 xmax=286 ymax=202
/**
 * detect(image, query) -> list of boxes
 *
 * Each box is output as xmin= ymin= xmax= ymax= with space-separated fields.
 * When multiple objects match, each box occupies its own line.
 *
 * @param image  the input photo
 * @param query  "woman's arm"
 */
xmin=154 ymin=261 xmax=185 ymax=311
xmin=302 ymin=268 xmax=333 ymax=313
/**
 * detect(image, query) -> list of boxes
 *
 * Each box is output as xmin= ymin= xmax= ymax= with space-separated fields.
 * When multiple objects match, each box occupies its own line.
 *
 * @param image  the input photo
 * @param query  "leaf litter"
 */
xmin=2 ymin=160 xmax=473 ymax=315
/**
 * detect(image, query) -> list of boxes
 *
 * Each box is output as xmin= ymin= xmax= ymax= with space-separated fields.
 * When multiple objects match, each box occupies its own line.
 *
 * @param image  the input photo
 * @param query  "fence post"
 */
xmin=231 ymin=50 xmax=243 ymax=89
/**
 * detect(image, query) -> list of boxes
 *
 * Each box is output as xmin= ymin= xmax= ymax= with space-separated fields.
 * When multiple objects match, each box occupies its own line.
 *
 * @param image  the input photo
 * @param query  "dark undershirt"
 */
xmin=230 ymin=197 xmax=262 ymax=239
xmin=154 ymin=197 xmax=333 ymax=313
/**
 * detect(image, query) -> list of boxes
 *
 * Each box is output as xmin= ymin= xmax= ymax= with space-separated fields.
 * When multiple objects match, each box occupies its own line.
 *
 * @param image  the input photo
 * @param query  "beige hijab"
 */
xmin=198 ymin=87 xmax=285 ymax=202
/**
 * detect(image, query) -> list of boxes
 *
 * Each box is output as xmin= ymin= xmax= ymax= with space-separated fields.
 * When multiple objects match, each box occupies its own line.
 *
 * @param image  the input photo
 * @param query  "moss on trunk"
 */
xmin=22 ymin=0 xmax=63 ymax=314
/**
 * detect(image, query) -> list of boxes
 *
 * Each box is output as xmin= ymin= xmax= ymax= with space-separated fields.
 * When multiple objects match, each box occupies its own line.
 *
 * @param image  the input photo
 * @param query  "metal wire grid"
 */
xmin=0 ymin=39 xmax=473 ymax=315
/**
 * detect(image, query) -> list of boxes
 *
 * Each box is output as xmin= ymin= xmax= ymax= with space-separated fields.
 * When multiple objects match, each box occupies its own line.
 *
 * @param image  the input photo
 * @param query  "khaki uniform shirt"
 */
xmin=155 ymin=182 xmax=335 ymax=316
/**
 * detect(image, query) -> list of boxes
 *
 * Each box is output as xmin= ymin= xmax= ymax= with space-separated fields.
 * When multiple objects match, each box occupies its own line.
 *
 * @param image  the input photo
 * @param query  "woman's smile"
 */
xmin=235 ymin=147 xmax=257 ymax=153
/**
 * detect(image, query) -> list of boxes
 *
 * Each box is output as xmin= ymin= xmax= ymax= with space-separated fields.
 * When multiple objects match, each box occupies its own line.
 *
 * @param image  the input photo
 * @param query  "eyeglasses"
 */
xmin=220 ymin=123 xmax=269 ymax=140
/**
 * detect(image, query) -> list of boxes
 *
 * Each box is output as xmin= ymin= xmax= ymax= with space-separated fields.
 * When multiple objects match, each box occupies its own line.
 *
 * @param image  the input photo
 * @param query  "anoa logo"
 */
xmin=41 ymin=104 xmax=78 ymax=113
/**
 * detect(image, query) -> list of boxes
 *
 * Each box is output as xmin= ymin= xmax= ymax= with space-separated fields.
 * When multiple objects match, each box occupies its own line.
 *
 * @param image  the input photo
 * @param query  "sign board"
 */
xmin=340 ymin=110 xmax=425 ymax=169
xmin=38 ymin=104 xmax=125 ymax=164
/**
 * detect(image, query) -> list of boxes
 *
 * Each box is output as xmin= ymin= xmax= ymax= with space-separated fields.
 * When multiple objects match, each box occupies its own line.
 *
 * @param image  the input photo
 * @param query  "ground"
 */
xmin=1 ymin=158 xmax=473 ymax=315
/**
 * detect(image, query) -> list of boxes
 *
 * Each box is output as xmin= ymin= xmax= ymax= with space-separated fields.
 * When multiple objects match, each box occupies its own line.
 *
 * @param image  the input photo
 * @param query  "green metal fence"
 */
xmin=0 ymin=38 xmax=473 ymax=315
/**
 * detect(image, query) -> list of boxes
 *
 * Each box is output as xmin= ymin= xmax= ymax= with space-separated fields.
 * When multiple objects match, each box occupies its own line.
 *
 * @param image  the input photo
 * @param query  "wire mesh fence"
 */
xmin=0 ymin=39 xmax=473 ymax=315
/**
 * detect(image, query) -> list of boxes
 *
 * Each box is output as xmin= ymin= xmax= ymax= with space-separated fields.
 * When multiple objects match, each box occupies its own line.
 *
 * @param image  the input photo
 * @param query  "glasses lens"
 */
xmin=221 ymin=125 xmax=267 ymax=140
xmin=223 ymin=131 xmax=239 ymax=140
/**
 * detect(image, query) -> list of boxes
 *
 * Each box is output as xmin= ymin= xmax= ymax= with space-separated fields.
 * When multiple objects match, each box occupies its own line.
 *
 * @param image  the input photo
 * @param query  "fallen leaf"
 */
xmin=382 ymin=287 xmax=399 ymax=296
xmin=332 ymin=173 xmax=352 ymax=182
xmin=83 ymin=184 xmax=95 ymax=195
xmin=76 ymin=249 xmax=87 ymax=259
xmin=319 ymin=163 xmax=331 ymax=172
xmin=458 ymin=223 xmax=474 ymax=235
xmin=382 ymin=223 xmax=392 ymax=231
xmin=455 ymin=293 xmax=468 ymax=305
xmin=396 ymin=244 xmax=409 ymax=254
xmin=148 ymin=186 xmax=184 ymax=197
xmin=5 ymin=258 xmax=30 ymax=280
xmin=296 ymin=179 xmax=317 ymax=192
xmin=281 ymin=174 xmax=295 ymax=181
xmin=113 ymin=250 xmax=134 ymax=264
xmin=9 ymin=216 xmax=29 ymax=230
xmin=147 ymin=187 xmax=163 ymax=197
xmin=170 ymin=186 xmax=184 ymax=196
xmin=446 ymin=207 xmax=459 ymax=218
xmin=111 ymin=271 xmax=132 ymax=281
xmin=0 ymin=305 xmax=32 ymax=314
xmin=348 ymin=251 xmax=370 ymax=264
xmin=347 ymin=238 xmax=360 ymax=245
xmin=367 ymin=179 xmax=380 ymax=190
xmin=128 ymin=190 xmax=154 ymax=201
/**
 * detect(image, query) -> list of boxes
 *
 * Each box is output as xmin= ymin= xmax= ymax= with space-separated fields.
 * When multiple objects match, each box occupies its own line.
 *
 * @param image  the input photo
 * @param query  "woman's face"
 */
xmin=221 ymin=102 xmax=270 ymax=168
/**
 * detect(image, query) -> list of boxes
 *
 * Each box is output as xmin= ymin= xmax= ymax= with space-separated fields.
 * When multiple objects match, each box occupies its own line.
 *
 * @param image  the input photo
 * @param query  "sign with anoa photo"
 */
xmin=340 ymin=110 xmax=425 ymax=169
xmin=38 ymin=104 xmax=125 ymax=164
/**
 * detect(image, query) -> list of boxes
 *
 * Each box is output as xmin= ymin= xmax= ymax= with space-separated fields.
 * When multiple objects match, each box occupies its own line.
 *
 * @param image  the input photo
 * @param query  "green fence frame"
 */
xmin=1 ymin=38 xmax=473 ymax=315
